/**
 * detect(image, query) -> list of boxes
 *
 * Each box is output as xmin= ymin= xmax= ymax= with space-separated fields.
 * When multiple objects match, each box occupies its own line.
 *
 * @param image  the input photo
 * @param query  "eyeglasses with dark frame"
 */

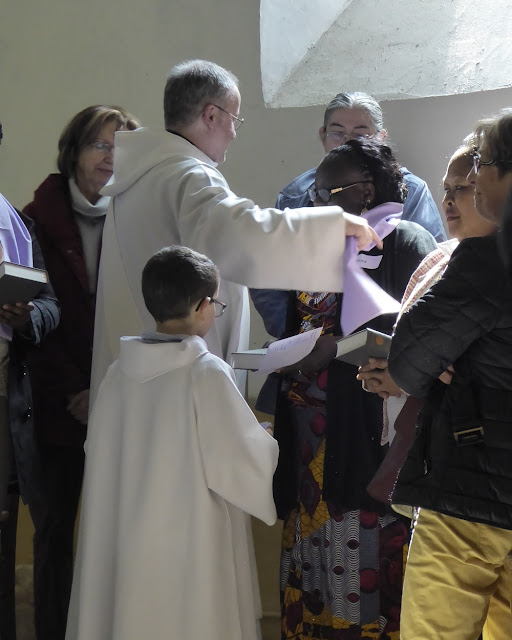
xmin=212 ymin=104 xmax=244 ymax=130
xmin=472 ymin=151 xmax=512 ymax=174
xmin=194 ymin=296 xmax=227 ymax=317
xmin=308 ymin=180 xmax=373 ymax=204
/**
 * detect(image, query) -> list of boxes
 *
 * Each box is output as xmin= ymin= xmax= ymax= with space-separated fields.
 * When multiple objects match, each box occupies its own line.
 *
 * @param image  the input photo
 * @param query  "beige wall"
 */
xmin=3 ymin=0 xmax=512 ymax=624
xmin=3 ymin=4 xmax=512 ymax=308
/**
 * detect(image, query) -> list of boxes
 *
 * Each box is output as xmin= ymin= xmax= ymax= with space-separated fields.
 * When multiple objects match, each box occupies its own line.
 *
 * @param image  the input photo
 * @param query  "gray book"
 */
xmin=335 ymin=328 xmax=391 ymax=366
xmin=0 ymin=261 xmax=48 ymax=306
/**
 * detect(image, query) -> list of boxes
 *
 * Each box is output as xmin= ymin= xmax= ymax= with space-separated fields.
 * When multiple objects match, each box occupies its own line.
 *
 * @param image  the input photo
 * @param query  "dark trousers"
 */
xmin=29 ymin=445 xmax=84 ymax=640
xmin=0 ymin=492 xmax=19 ymax=640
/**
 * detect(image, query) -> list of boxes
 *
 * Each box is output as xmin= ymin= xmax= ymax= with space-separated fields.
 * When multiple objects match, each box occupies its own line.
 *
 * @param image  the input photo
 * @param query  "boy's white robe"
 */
xmin=91 ymin=128 xmax=349 ymax=400
xmin=65 ymin=335 xmax=278 ymax=640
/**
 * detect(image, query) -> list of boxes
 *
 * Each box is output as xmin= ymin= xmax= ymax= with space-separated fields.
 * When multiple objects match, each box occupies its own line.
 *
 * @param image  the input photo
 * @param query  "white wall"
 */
xmin=2 ymin=1 xmax=512 ymax=402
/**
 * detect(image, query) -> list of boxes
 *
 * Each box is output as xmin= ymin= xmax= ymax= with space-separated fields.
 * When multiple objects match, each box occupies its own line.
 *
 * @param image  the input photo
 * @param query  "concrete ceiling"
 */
xmin=260 ymin=0 xmax=512 ymax=108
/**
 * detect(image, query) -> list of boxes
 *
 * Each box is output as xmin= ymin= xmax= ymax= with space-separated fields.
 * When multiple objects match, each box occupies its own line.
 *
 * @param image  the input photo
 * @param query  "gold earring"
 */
xmin=361 ymin=200 xmax=371 ymax=215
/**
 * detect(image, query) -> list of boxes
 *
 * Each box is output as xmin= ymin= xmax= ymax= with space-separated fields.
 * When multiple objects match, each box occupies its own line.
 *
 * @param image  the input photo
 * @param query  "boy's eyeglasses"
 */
xmin=195 ymin=297 xmax=227 ymax=317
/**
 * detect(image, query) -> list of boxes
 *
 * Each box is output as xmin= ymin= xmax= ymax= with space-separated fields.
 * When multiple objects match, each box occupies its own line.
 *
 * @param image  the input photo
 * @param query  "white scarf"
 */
xmin=69 ymin=178 xmax=109 ymax=294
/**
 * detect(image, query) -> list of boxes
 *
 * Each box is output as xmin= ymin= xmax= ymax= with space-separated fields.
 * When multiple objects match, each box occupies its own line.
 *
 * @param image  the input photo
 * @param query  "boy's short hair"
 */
xmin=142 ymin=245 xmax=219 ymax=322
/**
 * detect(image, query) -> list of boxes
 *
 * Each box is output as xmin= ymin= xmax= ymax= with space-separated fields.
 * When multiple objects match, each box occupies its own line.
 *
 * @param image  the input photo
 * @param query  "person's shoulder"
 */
xmin=447 ymin=234 xmax=509 ymax=286
xmin=396 ymin=219 xmax=435 ymax=237
xmin=24 ymin=174 xmax=68 ymax=217
xmin=401 ymin=167 xmax=426 ymax=190
xmin=455 ymin=233 xmax=499 ymax=260
xmin=388 ymin=219 xmax=437 ymax=254
xmin=190 ymin=347 xmax=238 ymax=389
xmin=194 ymin=349 xmax=233 ymax=375
xmin=279 ymin=167 xmax=316 ymax=197
xmin=32 ymin=174 xmax=67 ymax=199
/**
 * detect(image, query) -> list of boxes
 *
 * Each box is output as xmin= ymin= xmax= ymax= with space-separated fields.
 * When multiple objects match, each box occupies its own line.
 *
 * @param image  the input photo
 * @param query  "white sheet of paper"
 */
xmin=257 ymin=327 xmax=322 ymax=374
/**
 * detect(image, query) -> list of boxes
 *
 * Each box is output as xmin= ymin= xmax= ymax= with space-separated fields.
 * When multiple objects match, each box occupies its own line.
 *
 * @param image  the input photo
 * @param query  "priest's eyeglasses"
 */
xmin=212 ymin=104 xmax=245 ymax=130
xmin=195 ymin=297 xmax=227 ymax=317
xmin=308 ymin=181 xmax=372 ymax=204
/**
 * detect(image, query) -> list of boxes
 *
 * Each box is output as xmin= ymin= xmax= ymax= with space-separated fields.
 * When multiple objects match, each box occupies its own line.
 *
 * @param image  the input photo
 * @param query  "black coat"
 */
xmin=389 ymin=233 xmax=512 ymax=530
xmin=9 ymin=211 xmax=60 ymax=503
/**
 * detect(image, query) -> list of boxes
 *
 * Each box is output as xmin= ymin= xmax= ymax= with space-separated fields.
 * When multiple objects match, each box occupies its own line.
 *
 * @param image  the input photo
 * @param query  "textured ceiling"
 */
xmin=260 ymin=0 xmax=512 ymax=108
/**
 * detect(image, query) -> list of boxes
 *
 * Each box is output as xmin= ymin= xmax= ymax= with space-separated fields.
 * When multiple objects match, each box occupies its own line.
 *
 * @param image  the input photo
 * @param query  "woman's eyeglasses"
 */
xmin=308 ymin=180 xmax=372 ymax=204
xmin=88 ymin=141 xmax=115 ymax=155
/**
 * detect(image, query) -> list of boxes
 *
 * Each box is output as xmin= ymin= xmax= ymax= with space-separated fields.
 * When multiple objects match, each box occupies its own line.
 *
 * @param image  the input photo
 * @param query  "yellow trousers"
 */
xmin=400 ymin=508 xmax=512 ymax=640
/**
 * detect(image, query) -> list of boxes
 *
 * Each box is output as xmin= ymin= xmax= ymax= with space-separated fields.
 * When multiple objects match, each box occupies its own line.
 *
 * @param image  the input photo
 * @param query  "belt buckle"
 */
xmin=453 ymin=426 xmax=484 ymax=446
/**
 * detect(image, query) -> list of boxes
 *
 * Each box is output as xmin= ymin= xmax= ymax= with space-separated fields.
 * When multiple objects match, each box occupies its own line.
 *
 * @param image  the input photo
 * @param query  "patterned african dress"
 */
xmin=279 ymin=290 xmax=409 ymax=640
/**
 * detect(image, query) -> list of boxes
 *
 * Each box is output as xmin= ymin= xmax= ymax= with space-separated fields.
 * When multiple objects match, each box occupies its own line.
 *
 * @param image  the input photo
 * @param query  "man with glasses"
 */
xmin=91 ymin=60 xmax=382 ymax=400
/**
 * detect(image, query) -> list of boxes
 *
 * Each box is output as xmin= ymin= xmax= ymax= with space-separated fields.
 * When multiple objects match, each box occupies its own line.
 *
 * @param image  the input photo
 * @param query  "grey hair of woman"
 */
xmin=323 ymin=92 xmax=384 ymax=132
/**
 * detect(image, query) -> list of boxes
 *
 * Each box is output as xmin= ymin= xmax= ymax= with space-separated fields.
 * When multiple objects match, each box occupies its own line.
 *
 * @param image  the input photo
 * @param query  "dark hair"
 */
xmin=319 ymin=139 xmax=406 ymax=206
xmin=164 ymin=59 xmax=238 ymax=130
xmin=323 ymin=91 xmax=384 ymax=131
xmin=57 ymin=105 xmax=140 ymax=179
xmin=474 ymin=108 xmax=512 ymax=177
xmin=142 ymin=245 xmax=219 ymax=322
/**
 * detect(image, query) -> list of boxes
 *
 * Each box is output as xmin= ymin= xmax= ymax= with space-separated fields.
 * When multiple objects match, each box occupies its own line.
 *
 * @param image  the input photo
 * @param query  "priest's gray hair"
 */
xmin=164 ymin=59 xmax=238 ymax=130
xmin=323 ymin=92 xmax=384 ymax=133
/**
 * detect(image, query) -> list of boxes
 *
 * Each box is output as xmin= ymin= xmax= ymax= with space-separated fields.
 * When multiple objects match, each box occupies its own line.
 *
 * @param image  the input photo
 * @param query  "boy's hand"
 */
xmin=259 ymin=421 xmax=274 ymax=436
xmin=67 ymin=389 xmax=90 ymax=425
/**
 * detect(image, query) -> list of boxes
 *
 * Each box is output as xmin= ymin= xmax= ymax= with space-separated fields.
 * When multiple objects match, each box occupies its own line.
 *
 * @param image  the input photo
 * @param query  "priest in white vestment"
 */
xmin=91 ymin=60 xmax=381 ymax=400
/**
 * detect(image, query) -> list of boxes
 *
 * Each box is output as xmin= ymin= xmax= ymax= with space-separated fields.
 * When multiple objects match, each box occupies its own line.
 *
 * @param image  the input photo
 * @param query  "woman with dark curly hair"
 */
xmin=272 ymin=139 xmax=437 ymax=639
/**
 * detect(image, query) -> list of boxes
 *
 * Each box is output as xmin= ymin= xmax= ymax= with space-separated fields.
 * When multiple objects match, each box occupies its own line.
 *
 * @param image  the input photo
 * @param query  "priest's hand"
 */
xmin=343 ymin=212 xmax=383 ymax=250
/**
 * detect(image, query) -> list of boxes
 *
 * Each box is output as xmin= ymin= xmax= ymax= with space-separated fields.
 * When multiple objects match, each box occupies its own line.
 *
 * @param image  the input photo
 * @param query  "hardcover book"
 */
xmin=335 ymin=328 xmax=392 ymax=366
xmin=231 ymin=348 xmax=268 ymax=371
xmin=0 ymin=261 xmax=48 ymax=306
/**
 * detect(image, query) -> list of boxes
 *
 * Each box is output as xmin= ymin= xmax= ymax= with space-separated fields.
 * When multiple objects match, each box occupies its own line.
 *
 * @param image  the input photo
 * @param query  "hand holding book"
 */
xmin=276 ymin=335 xmax=338 ymax=377
xmin=0 ymin=301 xmax=34 ymax=332
xmin=357 ymin=358 xmax=403 ymax=399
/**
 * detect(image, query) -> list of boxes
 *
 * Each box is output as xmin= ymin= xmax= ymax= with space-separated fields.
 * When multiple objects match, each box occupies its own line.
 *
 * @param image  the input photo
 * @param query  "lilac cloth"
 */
xmin=340 ymin=202 xmax=402 ymax=336
xmin=0 ymin=194 xmax=33 ymax=340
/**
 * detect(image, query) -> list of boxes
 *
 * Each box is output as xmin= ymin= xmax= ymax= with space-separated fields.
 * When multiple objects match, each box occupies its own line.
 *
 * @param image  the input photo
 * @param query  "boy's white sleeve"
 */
xmin=194 ymin=360 xmax=278 ymax=525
